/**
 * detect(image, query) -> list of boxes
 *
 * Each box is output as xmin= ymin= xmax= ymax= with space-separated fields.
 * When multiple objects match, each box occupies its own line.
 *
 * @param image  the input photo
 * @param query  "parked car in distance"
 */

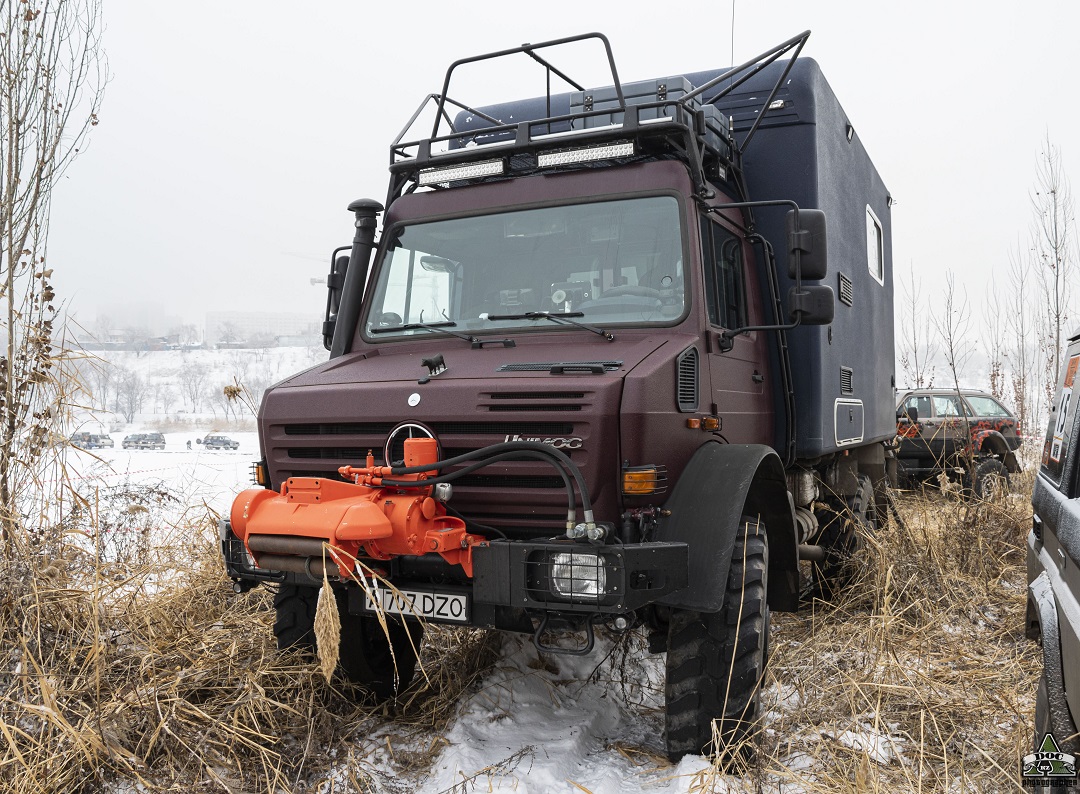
xmin=70 ymin=432 xmax=114 ymax=450
xmin=199 ymin=433 xmax=239 ymax=451
xmin=894 ymin=388 xmax=1022 ymax=498
xmin=1027 ymin=332 xmax=1080 ymax=759
xmin=122 ymin=432 xmax=166 ymax=450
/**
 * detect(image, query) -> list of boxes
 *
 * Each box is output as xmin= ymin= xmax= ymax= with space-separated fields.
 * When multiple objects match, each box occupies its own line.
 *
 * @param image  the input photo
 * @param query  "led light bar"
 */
xmin=418 ymin=158 xmax=504 ymax=185
xmin=537 ymin=141 xmax=634 ymax=168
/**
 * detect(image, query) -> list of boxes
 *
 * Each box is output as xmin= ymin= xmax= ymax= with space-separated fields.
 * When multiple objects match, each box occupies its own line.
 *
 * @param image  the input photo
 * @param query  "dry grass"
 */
xmin=0 ymin=504 xmax=500 ymax=793
xmin=708 ymin=484 xmax=1040 ymax=793
xmin=0 ymin=480 xmax=1041 ymax=792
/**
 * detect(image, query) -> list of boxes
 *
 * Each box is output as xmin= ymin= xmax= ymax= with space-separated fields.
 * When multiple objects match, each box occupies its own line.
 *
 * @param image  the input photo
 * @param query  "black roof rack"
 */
xmin=386 ymin=30 xmax=810 ymax=206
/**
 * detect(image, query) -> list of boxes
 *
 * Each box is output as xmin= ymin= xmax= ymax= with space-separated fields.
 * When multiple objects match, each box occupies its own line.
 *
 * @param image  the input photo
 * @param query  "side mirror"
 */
xmin=787 ymin=285 xmax=834 ymax=325
xmin=329 ymin=254 xmax=350 ymax=315
xmin=322 ymin=248 xmax=351 ymax=350
xmin=786 ymin=209 xmax=828 ymax=280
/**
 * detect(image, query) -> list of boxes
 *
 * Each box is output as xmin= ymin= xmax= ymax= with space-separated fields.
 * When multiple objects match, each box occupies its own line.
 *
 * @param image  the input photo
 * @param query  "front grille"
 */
xmin=453 ymin=474 xmax=566 ymax=489
xmin=486 ymin=404 xmax=582 ymax=412
xmin=285 ymin=421 xmax=575 ymax=436
xmin=288 ymin=447 xmax=367 ymax=459
xmin=285 ymin=422 xmax=396 ymax=435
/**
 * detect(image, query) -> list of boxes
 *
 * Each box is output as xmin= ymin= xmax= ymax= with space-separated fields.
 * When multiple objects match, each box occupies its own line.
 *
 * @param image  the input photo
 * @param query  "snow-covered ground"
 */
xmin=65 ymin=431 xmax=259 ymax=519
xmin=409 ymin=635 xmax=722 ymax=794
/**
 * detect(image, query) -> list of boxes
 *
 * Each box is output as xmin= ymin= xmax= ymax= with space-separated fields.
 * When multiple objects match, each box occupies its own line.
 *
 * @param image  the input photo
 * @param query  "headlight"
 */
xmin=550 ymin=552 xmax=607 ymax=600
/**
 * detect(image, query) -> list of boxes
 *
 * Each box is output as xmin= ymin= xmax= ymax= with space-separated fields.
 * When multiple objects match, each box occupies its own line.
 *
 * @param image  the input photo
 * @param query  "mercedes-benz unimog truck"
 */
xmin=220 ymin=31 xmax=894 ymax=762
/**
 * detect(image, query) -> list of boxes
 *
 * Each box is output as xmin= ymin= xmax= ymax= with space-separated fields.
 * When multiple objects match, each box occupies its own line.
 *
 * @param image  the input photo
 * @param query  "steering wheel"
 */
xmin=602 ymin=285 xmax=662 ymax=299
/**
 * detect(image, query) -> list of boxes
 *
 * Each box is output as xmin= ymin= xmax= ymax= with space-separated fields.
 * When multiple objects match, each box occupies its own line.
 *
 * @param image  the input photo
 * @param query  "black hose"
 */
xmin=382 ymin=441 xmax=592 ymax=518
xmin=380 ymin=449 xmax=578 ymax=518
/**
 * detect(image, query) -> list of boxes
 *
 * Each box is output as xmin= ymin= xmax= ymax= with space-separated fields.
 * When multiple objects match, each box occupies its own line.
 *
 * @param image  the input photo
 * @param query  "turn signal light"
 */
xmin=622 ymin=465 xmax=668 ymax=496
xmin=702 ymin=416 xmax=720 ymax=431
xmin=250 ymin=461 xmax=270 ymax=488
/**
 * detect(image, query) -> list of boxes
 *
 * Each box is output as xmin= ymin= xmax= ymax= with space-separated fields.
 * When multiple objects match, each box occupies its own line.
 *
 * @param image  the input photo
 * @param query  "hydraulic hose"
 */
xmin=374 ymin=440 xmax=593 ymax=528
xmin=379 ymin=448 xmax=579 ymax=525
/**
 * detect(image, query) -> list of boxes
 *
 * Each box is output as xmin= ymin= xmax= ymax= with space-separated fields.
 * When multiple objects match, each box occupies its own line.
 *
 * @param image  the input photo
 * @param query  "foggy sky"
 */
xmin=48 ymin=1 xmax=1080 ymax=346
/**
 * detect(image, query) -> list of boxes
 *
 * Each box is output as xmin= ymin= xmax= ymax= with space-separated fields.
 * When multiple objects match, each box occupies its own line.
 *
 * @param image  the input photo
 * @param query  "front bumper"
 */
xmin=220 ymin=520 xmax=688 ymax=615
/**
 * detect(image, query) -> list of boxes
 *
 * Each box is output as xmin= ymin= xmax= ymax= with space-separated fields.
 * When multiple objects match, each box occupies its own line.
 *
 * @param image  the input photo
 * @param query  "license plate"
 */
xmin=362 ymin=585 xmax=470 ymax=623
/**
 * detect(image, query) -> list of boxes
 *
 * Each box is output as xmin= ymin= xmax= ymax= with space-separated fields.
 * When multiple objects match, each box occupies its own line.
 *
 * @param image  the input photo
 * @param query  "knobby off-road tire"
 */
xmin=968 ymin=457 xmax=1009 ymax=500
xmin=273 ymin=583 xmax=424 ymax=700
xmin=811 ymin=474 xmax=875 ymax=601
xmin=665 ymin=515 xmax=769 ymax=764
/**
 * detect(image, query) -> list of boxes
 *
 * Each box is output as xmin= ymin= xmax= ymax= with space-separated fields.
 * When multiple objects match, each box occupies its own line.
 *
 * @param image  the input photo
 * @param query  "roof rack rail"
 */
xmin=386 ymin=30 xmax=810 ymax=205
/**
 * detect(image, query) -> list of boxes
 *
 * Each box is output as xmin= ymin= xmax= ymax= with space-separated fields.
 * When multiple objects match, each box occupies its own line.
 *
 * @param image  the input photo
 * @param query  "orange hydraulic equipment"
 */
xmin=229 ymin=438 xmax=488 ymax=579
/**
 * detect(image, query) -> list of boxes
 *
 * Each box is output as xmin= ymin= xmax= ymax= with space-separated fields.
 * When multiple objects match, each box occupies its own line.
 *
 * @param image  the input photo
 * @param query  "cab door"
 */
xmin=701 ymin=214 xmax=772 ymax=444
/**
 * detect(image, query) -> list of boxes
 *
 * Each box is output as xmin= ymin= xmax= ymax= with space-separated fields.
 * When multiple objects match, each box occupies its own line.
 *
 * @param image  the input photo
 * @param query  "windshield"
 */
xmin=364 ymin=196 xmax=685 ymax=338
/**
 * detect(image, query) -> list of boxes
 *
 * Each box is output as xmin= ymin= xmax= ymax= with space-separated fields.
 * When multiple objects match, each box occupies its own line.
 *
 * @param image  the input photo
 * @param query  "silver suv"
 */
xmin=894 ymin=389 xmax=1022 ymax=498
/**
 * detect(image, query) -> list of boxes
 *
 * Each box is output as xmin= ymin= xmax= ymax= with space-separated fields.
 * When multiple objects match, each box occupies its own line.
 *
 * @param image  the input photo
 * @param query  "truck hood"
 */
xmin=257 ymin=333 xmax=693 ymax=537
xmin=276 ymin=334 xmax=669 ymax=388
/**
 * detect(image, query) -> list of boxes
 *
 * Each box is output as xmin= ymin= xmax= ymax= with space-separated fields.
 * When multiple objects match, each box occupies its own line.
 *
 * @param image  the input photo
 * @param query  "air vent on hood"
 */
xmin=676 ymin=347 xmax=699 ymax=413
xmin=840 ymin=366 xmax=854 ymax=395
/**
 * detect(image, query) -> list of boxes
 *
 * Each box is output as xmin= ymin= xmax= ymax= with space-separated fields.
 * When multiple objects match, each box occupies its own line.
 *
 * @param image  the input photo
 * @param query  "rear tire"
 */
xmin=273 ymin=583 xmax=424 ymax=699
xmin=664 ymin=515 xmax=769 ymax=764
xmin=811 ymin=474 xmax=874 ymax=600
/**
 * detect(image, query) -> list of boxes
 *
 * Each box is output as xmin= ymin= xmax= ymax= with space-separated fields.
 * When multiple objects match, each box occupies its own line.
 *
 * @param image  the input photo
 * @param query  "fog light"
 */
xmin=550 ymin=552 xmax=606 ymax=599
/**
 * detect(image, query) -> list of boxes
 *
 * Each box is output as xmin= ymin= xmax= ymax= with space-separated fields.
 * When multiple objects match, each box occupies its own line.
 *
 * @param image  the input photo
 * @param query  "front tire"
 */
xmin=969 ymin=457 xmax=1009 ymax=500
xmin=273 ymin=583 xmax=424 ymax=699
xmin=664 ymin=515 xmax=769 ymax=764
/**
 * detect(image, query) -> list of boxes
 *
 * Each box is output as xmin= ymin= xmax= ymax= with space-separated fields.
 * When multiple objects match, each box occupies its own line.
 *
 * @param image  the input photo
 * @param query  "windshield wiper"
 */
xmin=485 ymin=311 xmax=614 ymax=342
xmin=370 ymin=319 xmax=476 ymax=341
xmin=370 ymin=319 xmax=515 ymax=348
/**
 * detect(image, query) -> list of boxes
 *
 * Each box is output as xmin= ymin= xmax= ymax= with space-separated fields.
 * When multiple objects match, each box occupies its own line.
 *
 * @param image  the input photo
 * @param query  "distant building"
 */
xmin=205 ymin=311 xmax=320 ymax=347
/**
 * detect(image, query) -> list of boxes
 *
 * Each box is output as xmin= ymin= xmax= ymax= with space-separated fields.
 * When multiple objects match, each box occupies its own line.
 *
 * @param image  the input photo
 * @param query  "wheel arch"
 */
xmin=653 ymin=442 xmax=799 ymax=614
xmin=973 ymin=429 xmax=1020 ymax=472
xmin=1028 ymin=571 xmax=1080 ymax=748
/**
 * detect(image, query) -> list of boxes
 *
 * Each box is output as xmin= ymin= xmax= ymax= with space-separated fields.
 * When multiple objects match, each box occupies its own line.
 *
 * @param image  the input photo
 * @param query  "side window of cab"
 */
xmin=700 ymin=217 xmax=748 ymax=330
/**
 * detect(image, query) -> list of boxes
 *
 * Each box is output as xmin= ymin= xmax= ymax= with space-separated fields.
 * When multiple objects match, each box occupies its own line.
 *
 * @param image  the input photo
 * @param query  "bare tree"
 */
xmin=983 ymin=278 xmax=1007 ymax=400
xmin=178 ymin=362 xmax=206 ymax=412
xmin=1030 ymin=135 xmax=1075 ymax=403
xmin=0 ymin=0 xmax=106 ymax=549
xmin=153 ymin=380 xmax=175 ymax=414
xmin=218 ymin=321 xmax=243 ymax=347
xmin=933 ymin=272 xmax=976 ymax=389
xmin=897 ymin=270 xmax=938 ymax=388
xmin=114 ymin=367 xmax=146 ymax=422
xmin=933 ymin=273 xmax=977 ymax=472
xmin=1005 ymin=243 xmax=1040 ymax=437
